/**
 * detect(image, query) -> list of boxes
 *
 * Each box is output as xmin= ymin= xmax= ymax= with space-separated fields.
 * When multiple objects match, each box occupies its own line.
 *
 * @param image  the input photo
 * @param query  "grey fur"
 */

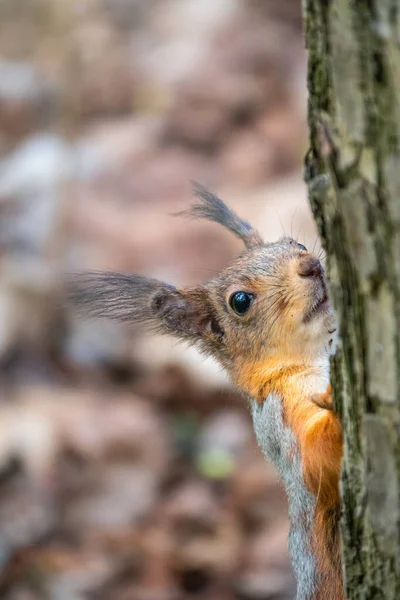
xmin=251 ymin=395 xmax=317 ymax=600
xmin=67 ymin=271 xmax=175 ymax=325
xmin=178 ymin=183 xmax=263 ymax=247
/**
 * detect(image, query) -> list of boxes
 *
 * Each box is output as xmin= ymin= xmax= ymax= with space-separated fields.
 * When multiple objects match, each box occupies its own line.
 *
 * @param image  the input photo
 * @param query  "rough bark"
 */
xmin=303 ymin=1 xmax=400 ymax=598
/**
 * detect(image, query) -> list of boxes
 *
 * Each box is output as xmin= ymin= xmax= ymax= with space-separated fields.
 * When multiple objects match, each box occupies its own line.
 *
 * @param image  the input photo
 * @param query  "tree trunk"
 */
xmin=303 ymin=1 xmax=400 ymax=598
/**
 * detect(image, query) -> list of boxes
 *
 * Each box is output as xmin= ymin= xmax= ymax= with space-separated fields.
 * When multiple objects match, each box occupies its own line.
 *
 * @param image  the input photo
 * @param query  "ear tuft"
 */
xmin=68 ymin=271 xmax=175 ymax=325
xmin=176 ymin=182 xmax=263 ymax=248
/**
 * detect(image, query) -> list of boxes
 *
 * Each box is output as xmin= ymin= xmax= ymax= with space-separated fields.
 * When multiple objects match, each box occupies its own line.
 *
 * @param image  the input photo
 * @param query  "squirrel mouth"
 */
xmin=304 ymin=290 xmax=330 ymax=322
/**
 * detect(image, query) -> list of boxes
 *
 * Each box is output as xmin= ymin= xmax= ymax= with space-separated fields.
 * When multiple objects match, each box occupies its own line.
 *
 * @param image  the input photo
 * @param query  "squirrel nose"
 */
xmin=298 ymin=256 xmax=323 ymax=278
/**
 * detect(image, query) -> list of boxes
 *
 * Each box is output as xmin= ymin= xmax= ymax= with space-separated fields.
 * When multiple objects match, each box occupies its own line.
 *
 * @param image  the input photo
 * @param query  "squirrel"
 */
xmin=70 ymin=184 xmax=344 ymax=600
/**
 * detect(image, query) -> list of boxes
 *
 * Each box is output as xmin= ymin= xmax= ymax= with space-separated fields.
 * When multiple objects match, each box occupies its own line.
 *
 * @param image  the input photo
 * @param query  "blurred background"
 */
xmin=0 ymin=1 xmax=319 ymax=599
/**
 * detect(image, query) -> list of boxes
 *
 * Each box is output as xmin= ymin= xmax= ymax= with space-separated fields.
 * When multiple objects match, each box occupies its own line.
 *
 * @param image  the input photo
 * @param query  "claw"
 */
xmin=311 ymin=384 xmax=333 ymax=410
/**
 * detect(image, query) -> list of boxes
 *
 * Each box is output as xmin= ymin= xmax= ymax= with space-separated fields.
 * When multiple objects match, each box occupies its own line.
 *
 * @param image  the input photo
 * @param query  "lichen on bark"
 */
xmin=303 ymin=0 xmax=400 ymax=598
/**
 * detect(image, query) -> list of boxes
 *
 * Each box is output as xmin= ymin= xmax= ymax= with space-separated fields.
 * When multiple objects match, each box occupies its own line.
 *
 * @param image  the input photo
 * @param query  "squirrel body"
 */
xmin=71 ymin=185 xmax=344 ymax=600
xmin=250 ymin=369 xmax=343 ymax=600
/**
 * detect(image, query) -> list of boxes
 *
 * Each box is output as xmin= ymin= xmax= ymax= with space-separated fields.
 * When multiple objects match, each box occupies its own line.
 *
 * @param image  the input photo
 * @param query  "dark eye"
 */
xmin=229 ymin=291 xmax=254 ymax=315
xmin=297 ymin=243 xmax=307 ymax=251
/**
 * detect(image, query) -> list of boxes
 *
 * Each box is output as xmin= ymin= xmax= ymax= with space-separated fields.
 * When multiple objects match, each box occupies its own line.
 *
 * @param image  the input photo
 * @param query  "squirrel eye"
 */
xmin=229 ymin=291 xmax=254 ymax=315
xmin=297 ymin=243 xmax=307 ymax=251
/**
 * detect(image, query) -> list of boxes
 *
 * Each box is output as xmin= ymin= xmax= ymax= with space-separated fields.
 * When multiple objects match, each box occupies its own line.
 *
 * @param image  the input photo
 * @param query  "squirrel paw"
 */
xmin=311 ymin=384 xmax=333 ymax=410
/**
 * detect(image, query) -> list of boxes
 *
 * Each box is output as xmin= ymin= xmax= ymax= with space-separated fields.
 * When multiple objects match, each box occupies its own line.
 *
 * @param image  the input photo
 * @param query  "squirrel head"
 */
xmin=70 ymin=184 xmax=337 ymax=384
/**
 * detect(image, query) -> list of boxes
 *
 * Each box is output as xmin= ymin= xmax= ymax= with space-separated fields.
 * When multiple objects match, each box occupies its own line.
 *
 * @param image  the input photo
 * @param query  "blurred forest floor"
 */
xmin=0 ymin=1 xmax=318 ymax=599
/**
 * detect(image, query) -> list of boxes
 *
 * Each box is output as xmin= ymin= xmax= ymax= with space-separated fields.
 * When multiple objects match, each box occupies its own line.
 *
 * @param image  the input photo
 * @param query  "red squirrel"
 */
xmin=70 ymin=184 xmax=344 ymax=600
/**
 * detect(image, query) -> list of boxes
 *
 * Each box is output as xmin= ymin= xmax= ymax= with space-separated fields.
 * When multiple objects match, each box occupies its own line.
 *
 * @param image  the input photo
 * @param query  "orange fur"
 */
xmin=235 ymin=359 xmax=344 ymax=600
xmin=311 ymin=384 xmax=334 ymax=410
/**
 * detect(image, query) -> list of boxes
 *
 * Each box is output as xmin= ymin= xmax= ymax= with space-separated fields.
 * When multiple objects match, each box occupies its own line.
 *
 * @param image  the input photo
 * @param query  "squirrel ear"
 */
xmin=68 ymin=272 xmax=223 ymax=345
xmin=151 ymin=287 xmax=224 ymax=343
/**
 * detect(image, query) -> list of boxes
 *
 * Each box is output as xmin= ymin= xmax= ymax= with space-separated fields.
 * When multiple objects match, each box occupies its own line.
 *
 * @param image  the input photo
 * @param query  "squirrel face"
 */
xmin=201 ymin=238 xmax=336 ymax=376
xmin=70 ymin=184 xmax=337 ymax=385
